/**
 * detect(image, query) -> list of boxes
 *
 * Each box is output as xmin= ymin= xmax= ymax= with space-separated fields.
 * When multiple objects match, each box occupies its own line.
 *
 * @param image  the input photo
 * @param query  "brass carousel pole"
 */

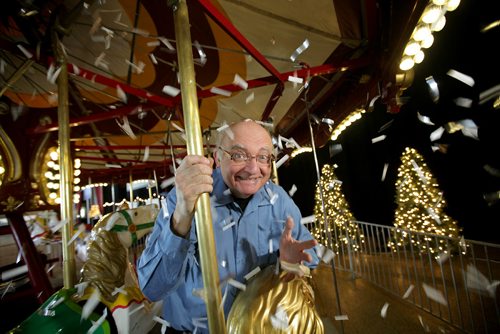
xmin=53 ymin=32 xmax=76 ymax=288
xmin=171 ymin=1 xmax=226 ymax=332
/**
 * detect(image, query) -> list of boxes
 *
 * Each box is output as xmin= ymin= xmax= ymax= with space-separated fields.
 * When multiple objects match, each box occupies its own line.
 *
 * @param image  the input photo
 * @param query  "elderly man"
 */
xmin=138 ymin=120 xmax=318 ymax=333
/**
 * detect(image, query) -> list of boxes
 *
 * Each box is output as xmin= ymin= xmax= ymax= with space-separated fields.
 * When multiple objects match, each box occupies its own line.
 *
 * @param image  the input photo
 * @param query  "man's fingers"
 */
xmin=297 ymin=239 xmax=317 ymax=251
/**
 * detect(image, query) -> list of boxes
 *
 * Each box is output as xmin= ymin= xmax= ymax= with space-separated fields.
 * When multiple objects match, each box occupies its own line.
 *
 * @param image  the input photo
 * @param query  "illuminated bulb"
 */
xmin=74 ymin=169 xmax=81 ymax=176
xmin=413 ymin=25 xmax=432 ymax=41
xmin=413 ymin=50 xmax=425 ymax=64
xmin=53 ymin=164 xmax=60 ymax=171
xmin=44 ymin=171 xmax=53 ymax=179
xmin=432 ymin=0 xmax=446 ymax=4
xmin=47 ymin=161 xmax=54 ymax=168
xmin=50 ymin=151 xmax=59 ymax=161
xmin=422 ymin=5 xmax=442 ymax=24
xmin=432 ymin=15 xmax=446 ymax=31
xmin=74 ymin=158 xmax=81 ymax=169
xmin=74 ymin=186 xmax=80 ymax=192
xmin=446 ymin=0 xmax=460 ymax=11
xmin=49 ymin=192 xmax=57 ymax=199
xmin=55 ymin=197 xmax=61 ymax=204
xmin=399 ymin=57 xmax=415 ymax=71
xmin=0 ymin=166 xmax=4 ymax=174
xmin=421 ymin=34 xmax=434 ymax=48
xmin=74 ymin=177 xmax=81 ymax=184
xmin=47 ymin=182 xmax=54 ymax=189
xmin=404 ymin=41 xmax=421 ymax=56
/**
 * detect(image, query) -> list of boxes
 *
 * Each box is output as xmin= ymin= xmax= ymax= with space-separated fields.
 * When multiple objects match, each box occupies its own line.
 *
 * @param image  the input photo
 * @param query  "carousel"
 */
xmin=1 ymin=0 xmax=499 ymax=333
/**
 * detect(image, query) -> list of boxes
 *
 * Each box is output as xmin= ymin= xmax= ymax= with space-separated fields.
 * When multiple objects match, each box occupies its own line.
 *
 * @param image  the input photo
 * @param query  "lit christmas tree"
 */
xmin=388 ymin=147 xmax=462 ymax=254
xmin=312 ymin=164 xmax=364 ymax=253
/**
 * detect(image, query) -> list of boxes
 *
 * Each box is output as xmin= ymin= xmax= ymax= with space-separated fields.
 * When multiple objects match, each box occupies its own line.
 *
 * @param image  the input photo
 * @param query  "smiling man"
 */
xmin=138 ymin=120 xmax=318 ymax=333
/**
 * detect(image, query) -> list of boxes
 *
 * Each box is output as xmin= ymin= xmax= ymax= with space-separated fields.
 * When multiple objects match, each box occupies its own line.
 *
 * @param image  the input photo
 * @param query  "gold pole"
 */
xmin=172 ymin=1 xmax=226 ymax=332
xmin=271 ymin=160 xmax=279 ymax=185
xmin=129 ymin=169 xmax=134 ymax=204
xmin=54 ymin=33 xmax=76 ymax=288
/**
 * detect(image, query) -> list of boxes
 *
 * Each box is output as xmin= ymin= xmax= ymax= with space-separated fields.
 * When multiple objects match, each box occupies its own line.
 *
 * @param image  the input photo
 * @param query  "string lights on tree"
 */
xmin=388 ymin=147 xmax=462 ymax=254
xmin=311 ymin=164 xmax=364 ymax=254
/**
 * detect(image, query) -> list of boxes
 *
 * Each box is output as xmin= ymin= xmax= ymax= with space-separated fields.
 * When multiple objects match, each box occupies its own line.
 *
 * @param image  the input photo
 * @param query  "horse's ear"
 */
xmin=119 ymin=202 xmax=130 ymax=210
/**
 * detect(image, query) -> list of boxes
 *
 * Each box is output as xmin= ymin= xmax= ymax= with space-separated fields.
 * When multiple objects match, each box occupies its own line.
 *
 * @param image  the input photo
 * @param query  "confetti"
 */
xmin=454 ymin=97 xmax=473 ymax=108
xmin=380 ymin=302 xmax=390 ymax=318
xmin=425 ymin=76 xmax=440 ymax=103
xmin=162 ymin=85 xmax=180 ymax=97
xmin=228 ymin=278 xmax=246 ymax=291
xmin=244 ymin=267 xmax=261 ymax=281
xmin=422 ymin=283 xmax=447 ymax=305
xmin=233 ymin=73 xmax=248 ymax=90
xmin=72 ymin=63 xmax=80 ymax=75
xmin=275 ymin=154 xmax=290 ymax=169
xmin=301 ymin=215 xmax=315 ymax=225
xmin=483 ymin=165 xmax=500 ymax=177
xmin=147 ymin=41 xmax=160 ymax=47
xmin=447 ymin=69 xmax=475 ymax=87
xmin=112 ymin=285 xmax=127 ymax=296
xmin=465 ymin=264 xmax=500 ymax=298
xmin=153 ymin=316 xmax=170 ymax=334
xmin=411 ymin=159 xmax=428 ymax=184
xmin=270 ymin=305 xmax=289 ymax=330
xmin=245 ymin=92 xmax=255 ymax=104
xmin=381 ymin=163 xmax=389 ymax=181
xmin=125 ymin=59 xmax=145 ymax=74
xmin=418 ymin=315 xmax=430 ymax=332
xmin=210 ymin=87 xmax=231 ymax=97
xmin=334 ymin=315 xmax=349 ymax=321
xmin=105 ymin=163 xmax=122 ymax=168
xmin=288 ymin=75 xmax=303 ymax=84
xmin=51 ymin=219 xmax=68 ymax=233
xmin=402 ymin=284 xmax=415 ymax=299
xmin=269 ymin=239 xmax=273 ymax=254
xmin=87 ymin=309 xmax=108 ymax=334
xmin=222 ymin=220 xmax=236 ymax=231
xmin=288 ymin=184 xmax=297 ymax=197
xmin=149 ymin=53 xmax=158 ymax=65
xmin=280 ymin=260 xmax=310 ymax=277
xmin=289 ymin=38 xmax=310 ymax=62
xmin=160 ymin=176 xmax=175 ymax=189
xmin=435 ymin=252 xmax=450 ymax=265
xmin=94 ymin=52 xmax=109 ymax=70
xmin=81 ymin=289 xmax=101 ymax=320
xmin=193 ymin=40 xmax=207 ymax=66
xmin=426 ymin=207 xmax=441 ymax=224
xmin=116 ymin=85 xmax=127 ymax=103
xmin=265 ymin=188 xmax=278 ymax=205
xmin=68 ymin=230 xmax=82 ymax=246
xmin=129 ymin=303 xmax=145 ymax=316
xmin=17 ymin=44 xmax=33 ymax=59
xmin=321 ymin=248 xmax=334 ymax=263
xmin=142 ymin=146 xmax=150 ymax=162
xmin=159 ymin=37 xmax=176 ymax=51
xmin=116 ymin=116 xmax=136 ymax=140
xmin=371 ymin=134 xmax=386 ymax=143
xmin=417 ymin=112 xmax=435 ymax=125
xmin=430 ymin=126 xmax=445 ymax=142
xmin=192 ymin=317 xmax=208 ymax=329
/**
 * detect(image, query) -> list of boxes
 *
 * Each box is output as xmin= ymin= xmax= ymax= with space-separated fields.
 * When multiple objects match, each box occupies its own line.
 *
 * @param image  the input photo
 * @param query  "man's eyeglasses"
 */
xmin=219 ymin=147 xmax=274 ymax=165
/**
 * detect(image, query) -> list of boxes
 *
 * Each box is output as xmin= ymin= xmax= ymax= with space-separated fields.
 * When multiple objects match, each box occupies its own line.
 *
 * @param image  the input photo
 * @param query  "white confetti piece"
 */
xmin=68 ymin=230 xmax=82 ymax=246
xmin=159 ymin=37 xmax=175 ymax=51
xmin=465 ymin=264 xmax=500 ymax=298
xmin=160 ymin=176 xmax=175 ymax=189
xmin=270 ymin=305 xmax=289 ymax=330
xmin=426 ymin=207 xmax=441 ymax=224
xmin=129 ymin=303 xmax=145 ymax=316
xmin=193 ymin=40 xmax=207 ymax=65
xmin=216 ymin=123 xmax=229 ymax=132
xmin=275 ymin=154 xmax=289 ymax=169
xmin=72 ymin=63 xmax=80 ymax=75
xmin=435 ymin=252 xmax=450 ymax=265
xmin=75 ymin=281 xmax=89 ymax=297
xmin=17 ymin=44 xmax=33 ymax=59
xmin=111 ymin=285 xmax=127 ymax=296
xmin=142 ymin=146 xmax=150 ymax=162
xmin=380 ymin=302 xmax=390 ymax=318
xmin=149 ymin=53 xmax=158 ymax=65
xmin=381 ymin=163 xmax=389 ymax=181
xmin=125 ymin=59 xmax=145 ymax=74
xmin=290 ymin=38 xmax=310 ymax=62
xmin=233 ymin=73 xmax=248 ymax=90
xmin=105 ymin=163 xmax=122 ymax=168
xmin=192 ymin=317 xmax=208 ymax=329
xmin=402 ymin=284 xmax=415 ymax=299
xmin=210 ymin=87 xmax=231 ymax=97
xmin=321 ymin=248 xmax=334 ymax=263
xmin=371 ymin=134 xmax=386 ymax=143
xmin=418 ymin=315 xmax=430 ymax=332
xmin=454 ymin=97 xmax=473 ymax=108
xmin=245 ymin=92 xmax=255 ymax=104
xmin=162 ymin=85 xmax=180 ymax=97
xmin=430 ymin=126 xmax=445 ymax=142
xmin=192 ymin=288 xmax=207 ymax=302
xmin=288 ymin=184 xmax=297 ymax=197
xmin=147 ymin=41 xmax=160 ymax=47
xmin=222 ymin=220 xmax=236 ymax=231
xmin=87 ymin=308 xmax=107 ymax=334
xmin=301 ymin=215 xmax=315 ymax=225
xmin=153 ymin=315 xmax=170 ymax=328
xmin=244 ymin=267 xmax=261 ymax=281
xmin=288 ymin=75 xmax=303 ymax=84
xmin=228 ymin=278 xmax=246 ymax=291
xmin=268 ymin=239 xmax=274 ymax=254
xmin=51 ymin=219 xmax=67 ymax=233
xmin=116 ymin=116 xmax=136 ymax=140
xmin=94 ymin=52 xmax=109 ymax=70
xmin=116 ymin=85 xmax=127 ymax=103
xmin=417 ymin=112 xmax=435 ymax=125
xmin=447 ymin=69 xmax=475 ymax=87
xmin=410 ymin=159 xmax=428 ymax=184
xmin=334 ymin=315 xmax=349 ymax=321
xmin=81 ymin=289 xmax=101 ymax=320
xmin=132 ymin=28 xmax=150 ymax=36
xmin=422 ymin=283 xmax=447 ymax=305
xmin=425 ymin=76 xmax=440 ymax=103
xmin=265 ymin=188 xmax=278 ymax=204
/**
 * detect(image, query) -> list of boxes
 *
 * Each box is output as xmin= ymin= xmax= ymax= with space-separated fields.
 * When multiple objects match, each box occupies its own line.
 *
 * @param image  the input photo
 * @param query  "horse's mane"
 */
xmin=81 ymin=212 xmax=127 ymax=303
xmin=227 ymin=265 xmax=324 ymax=333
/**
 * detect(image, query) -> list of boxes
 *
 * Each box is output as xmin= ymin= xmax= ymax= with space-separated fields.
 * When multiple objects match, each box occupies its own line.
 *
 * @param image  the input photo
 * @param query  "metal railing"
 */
xmin=319 ymin=220 xmax=500 ymax=333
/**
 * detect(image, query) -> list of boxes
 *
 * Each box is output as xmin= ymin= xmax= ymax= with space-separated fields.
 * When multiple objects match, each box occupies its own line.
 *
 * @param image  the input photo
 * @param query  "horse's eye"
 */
xmin=134 ymin=212 xmax=138 ymax=216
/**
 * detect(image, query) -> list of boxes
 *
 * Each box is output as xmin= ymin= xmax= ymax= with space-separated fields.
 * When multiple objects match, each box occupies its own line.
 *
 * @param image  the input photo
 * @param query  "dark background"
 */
xmin=278 ymin=0 xmax=500 ymax=244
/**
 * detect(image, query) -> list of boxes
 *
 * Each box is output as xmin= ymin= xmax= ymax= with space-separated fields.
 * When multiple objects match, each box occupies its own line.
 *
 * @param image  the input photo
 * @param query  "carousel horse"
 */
xmin=10 ymin=203 xmax=161 ymax=334
xmin=227 ymin=265 xmax=324 ymax=333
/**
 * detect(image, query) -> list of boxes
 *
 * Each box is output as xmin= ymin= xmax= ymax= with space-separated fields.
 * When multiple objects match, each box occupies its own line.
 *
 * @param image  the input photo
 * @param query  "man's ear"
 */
xmin=213 ymin=150 xmax=221 ymax=167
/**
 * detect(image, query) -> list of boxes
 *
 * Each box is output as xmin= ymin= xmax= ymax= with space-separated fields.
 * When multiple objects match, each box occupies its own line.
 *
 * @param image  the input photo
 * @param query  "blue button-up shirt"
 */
xmin=137 ymin=168 xmax=318 ymax=333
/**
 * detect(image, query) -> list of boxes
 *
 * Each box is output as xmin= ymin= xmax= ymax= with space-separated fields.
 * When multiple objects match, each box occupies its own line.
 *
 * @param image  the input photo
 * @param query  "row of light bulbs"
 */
xmin=45 ymin=148 xmax=82 ymax=204
xmin=399 ymin=0 xmax=461 ymax=71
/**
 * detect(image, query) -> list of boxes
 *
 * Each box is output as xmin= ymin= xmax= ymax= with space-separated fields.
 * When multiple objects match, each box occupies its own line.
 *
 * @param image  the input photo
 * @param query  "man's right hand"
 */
xmin=171 ymin=155 xmax=214 ymax=237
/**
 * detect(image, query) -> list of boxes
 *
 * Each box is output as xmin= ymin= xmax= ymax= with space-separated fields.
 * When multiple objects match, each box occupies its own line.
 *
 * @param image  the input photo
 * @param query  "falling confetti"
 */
xmin=275 ymin=154 xmax=290 ymax=169
xmin=422 ymin=283 xmax=447 ymax=305
xmin=228 ymin=278 xmax=246 ymax=291
xmin=116 ymin=85 xmax=127 ymax=103
xmin=380 ymin=302 xmax=390 ymax=318
xmin=81 ymin=289 xmax=101 ymax=320
xmin=233 ymin=73 xmax=248 ymax=90
xmin=334 ymin=315 xmax=349 ymax=321
xmin=371 ymin=135 xmax=386 ymax=143
xmin=270 ymin=305 xmax=289 ymax=330
xmin=402 ymin=284 xmax=415 ymax=299
xmin=116 ymin=116 xmax=136 ymax=140
xmin=289 ymin=38 xmax=310 ymax=62
xmin=244 ymin=266 xmax=261 ymax=281
xmin=210 ymin=87 xmax=231 ymax=97
xmin=447 ymin=69 xmax=475 ymax=87
xmin=162 ymin=85 xmax=180 ymax=97
xmin=17 ymin=44 xmax=33 ymax=58
xmin=288 ymin=184 xmax=297 ymax=197
xmin=465 ymin=264 xmax=500 ymax=298
xmin=417 ymin=112 xmax=435 ymax=125
xmin=245 ymin=92 xmax=255 ymax=104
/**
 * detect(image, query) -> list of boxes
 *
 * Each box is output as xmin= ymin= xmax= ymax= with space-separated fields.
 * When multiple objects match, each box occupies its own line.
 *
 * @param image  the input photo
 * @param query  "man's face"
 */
xmin=216 ymin=122 xmax=274 ymax=199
